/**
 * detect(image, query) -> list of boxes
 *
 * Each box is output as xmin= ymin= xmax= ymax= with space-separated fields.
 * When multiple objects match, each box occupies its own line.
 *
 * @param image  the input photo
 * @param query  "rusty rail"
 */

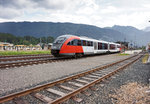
xmin=0 ymin=55 xmax=53 ymax=62
xmin=0 ymin=54 xmax=51 ymax=58
xmin=0 ymin=56 xmax=71 ymax=69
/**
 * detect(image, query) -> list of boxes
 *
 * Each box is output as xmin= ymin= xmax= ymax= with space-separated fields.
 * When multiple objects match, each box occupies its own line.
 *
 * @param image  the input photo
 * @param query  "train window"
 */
xmin=77 ymin=40 xmax=82 ymax=46
xmin=73 ymin=39 xmax=77 ymax=45
xmin=54 ymin=37 xmax=66 ymax=43
xmin=67 ymin=39 xmax=77 ymax=46
xmin=104 ymin=43 xmax=108 ymax=49
xmin=87 ymin=41 xmax=91 ymax=46
xmin=98 ymin=42 xmax=102 ymax=50
xmin=91 ymin=42 xmax=93 ymax=46
xmin=82 ymin=40 xmax=86 ymax=46
xmin=110 ymin=44 xmax=115 ymax=49
xmin=102 ymin=43 xmax=104 ymax=49
xmin=67 ymin=42 xmax=71 ymax=45
xmin=87 ymin=41 xmax=93 ymax=46
xmin=117 ymin=45 xmax=121 ymax=48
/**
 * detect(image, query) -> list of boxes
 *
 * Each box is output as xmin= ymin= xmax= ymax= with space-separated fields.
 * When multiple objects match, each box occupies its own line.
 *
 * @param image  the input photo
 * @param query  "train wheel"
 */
xmin=74 ymin=53 xmax=83 ymax=58
xmin=106 ymin=51 xmax=110 ymax=54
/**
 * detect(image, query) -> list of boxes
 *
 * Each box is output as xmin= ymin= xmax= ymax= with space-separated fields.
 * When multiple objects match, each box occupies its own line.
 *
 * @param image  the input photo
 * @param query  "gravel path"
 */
xmin=68 ymin=56 xmax=150 ymax=104
xmin=0 ymin=54 xmax=130 ymax=96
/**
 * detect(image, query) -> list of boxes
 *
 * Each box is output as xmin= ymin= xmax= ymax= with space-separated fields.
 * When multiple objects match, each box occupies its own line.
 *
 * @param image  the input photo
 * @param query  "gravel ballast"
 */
xmin=72 ymin=57 xmax=150 ymax=104
xmin=0 ymin=54 xmax=130 ymax=96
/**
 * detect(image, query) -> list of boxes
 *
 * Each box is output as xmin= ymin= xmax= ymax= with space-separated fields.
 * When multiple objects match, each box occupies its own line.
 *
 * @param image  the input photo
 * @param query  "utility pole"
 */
xmin=124 ymin=38 xmax=126 ymax=53
xmin=40 ymin=38 xmax=41 ymax=47
xmin=134 ymin=34 xmax=136 ymax=49
xmin=130 ymin=40 xmax=133 ymax=50
xmin=46 ymin=36 xmax=47 ymax=44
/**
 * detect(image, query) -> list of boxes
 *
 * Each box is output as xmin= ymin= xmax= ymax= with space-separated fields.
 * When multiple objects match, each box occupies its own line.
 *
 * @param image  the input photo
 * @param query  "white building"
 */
xmin=0 ymin=42 xmax=14 ymax=51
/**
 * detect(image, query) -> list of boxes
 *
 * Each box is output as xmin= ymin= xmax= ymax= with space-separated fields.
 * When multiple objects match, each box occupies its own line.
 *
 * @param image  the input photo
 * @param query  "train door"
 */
xmin=94 ymin=42 xmax=98 ymax=53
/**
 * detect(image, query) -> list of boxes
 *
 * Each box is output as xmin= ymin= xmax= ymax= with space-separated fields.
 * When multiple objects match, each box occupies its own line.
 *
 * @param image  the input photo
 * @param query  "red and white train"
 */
xmin=51 ymin=35 xmax=121 ymax=57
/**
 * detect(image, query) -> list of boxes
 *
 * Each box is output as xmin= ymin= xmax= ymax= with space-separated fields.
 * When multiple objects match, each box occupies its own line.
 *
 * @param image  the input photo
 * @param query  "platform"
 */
xmin=124 ymin=50 xmax=142 ymax=54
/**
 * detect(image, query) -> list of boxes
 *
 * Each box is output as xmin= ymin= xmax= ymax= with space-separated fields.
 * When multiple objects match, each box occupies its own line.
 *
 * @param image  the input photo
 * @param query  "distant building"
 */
xmin=48 ymin=43 xmax=53 ymax=50
xmin=15 ymin=44 xmax=42 ymax=51
xmin=0 ymin=42 xmax=14 ymax=51
xmin=37 ymin=43 xmax=53 ymax=50
xmin=15 ymin=45 xmax=26 ymax=51
xmin=116 ymin=41 xmax=129 ymax=48
xmin=0 ymin=42 xmax=52 ymax=51
xmin=116 ymin=41 xmax=129 ymax=50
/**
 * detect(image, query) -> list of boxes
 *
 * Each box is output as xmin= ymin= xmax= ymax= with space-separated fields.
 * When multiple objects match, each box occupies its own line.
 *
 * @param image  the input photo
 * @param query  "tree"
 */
xmin=0 ymin=32 xmax=54 ymax=45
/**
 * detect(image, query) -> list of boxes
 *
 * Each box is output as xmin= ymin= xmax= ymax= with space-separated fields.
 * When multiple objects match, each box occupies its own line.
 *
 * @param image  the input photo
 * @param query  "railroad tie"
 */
xmin=47 ymin=88 xmax=66 ymax=97
xmin=58 ymin=85 xmax=75 ymax=91
xmin=95 ymin=72 xmax=103 ymax=75
xmin=75 ymin=79 xmax=89 ymax=84
xmin=91 ymin=73 xmax=101 ymax=76
xmin=68 ymin=82 xmax=84 ymax=87
xmin=87 ymin=75 xmax=98 ymax=79
xmin=72 ymin=96 xmax=83 ymax=103
xmin=81 ymin=77 xmax=94 ymax=81
xmin=33 ymin=93 xmax=53 ymax=103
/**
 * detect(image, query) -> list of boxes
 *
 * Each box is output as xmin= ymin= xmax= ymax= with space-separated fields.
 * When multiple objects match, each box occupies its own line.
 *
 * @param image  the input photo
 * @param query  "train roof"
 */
xmin=80 ymin=36 xmax=108 ymax=43
xmin=58 ymin=34 xmax=74 ymax=38
xmin=58 ymin=34 xmax=120 ymax=44
xmin=109 ymin=42 xmax=120 ymax=45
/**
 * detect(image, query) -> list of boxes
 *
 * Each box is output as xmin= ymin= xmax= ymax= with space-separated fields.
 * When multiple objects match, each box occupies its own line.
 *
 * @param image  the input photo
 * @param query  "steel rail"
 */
xmin=0 ymin=55 xmax=53 ymax=62
xmin=0 ymin=54 xmax=51 ymax=58
xmin=0 ymin=54 xmax=141 ymax=103
xmin=0 ymin=59 xmax=51 ymax=69
xmin=0 ymin=56 xmax=70 ymax=69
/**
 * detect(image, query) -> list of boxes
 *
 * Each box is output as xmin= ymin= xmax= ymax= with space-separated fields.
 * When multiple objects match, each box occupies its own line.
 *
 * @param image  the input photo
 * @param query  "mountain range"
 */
xmin=0 ymin=22 xmax=149 ymax=46
xmin=107 ymin=25 xmax=150 ymax=46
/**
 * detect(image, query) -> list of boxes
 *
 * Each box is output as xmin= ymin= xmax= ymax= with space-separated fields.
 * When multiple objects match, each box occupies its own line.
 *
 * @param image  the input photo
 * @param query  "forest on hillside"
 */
xmin=0 ymin=33 xmax=54 ymax=45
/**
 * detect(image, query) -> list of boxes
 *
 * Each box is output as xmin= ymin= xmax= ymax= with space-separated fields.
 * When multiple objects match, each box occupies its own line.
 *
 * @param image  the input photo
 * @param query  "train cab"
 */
xmin=51 ymin=35 xmax=83 ymax=57
xmin=51 ymin=35 xmax=68 ymax=57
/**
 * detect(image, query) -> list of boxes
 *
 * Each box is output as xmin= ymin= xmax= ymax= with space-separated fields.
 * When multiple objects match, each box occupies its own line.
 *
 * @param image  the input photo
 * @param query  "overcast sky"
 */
xmin=0 ymin=0 xmax=150 ymax=29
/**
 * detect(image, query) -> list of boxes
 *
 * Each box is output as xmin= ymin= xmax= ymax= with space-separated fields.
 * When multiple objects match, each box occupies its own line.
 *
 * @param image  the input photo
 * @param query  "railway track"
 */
xmin=0 ymin=55 xmax=53 ymax=62
xmin=0 ymin=54 xmax=72 ymax=69
xmin=0 ymin=53 xmax=116 ymax=69
xmin=0 ymin=53 xmax=143 ymax=104
xmin=0 ymin=54 xmax=51 ymax=58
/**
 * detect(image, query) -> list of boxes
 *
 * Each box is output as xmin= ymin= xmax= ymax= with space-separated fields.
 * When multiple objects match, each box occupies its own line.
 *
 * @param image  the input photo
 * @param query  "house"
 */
xmin=0 ymin=42 xmax=14 ymax=51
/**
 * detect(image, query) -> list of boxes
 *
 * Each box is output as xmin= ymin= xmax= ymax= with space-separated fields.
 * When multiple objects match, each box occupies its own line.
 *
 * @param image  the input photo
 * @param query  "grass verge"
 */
xmin=118 ymin=53 xmax=129 ymax=56
xmin=0 ymin=50 xmax=51 ymax=56
xmin=142 ymin=53 xmax=149 ymax=64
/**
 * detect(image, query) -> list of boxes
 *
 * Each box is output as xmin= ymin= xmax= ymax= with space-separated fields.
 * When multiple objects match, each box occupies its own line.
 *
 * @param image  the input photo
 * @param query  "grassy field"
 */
xmin=142 ymin=53 xmax=149 ymax=64
xmin=0 ymin=50 xmax=51 ymax=56
xmin=118 ymin=53 xmax=129 ymax=56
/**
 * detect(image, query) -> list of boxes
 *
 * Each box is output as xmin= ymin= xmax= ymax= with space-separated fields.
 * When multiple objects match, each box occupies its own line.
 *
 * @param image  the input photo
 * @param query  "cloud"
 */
xmin=33 ymin=0 xmax=67 ymax=10
xmin=0 ymin=0 xmax=71 ymax=10
xmin=0 ymin=0 xmax=150 ymax=29
xmin=0 ymin=0 xmax=32 ymax=9
xmin=0 ymin=7 xmax=22 ymax=19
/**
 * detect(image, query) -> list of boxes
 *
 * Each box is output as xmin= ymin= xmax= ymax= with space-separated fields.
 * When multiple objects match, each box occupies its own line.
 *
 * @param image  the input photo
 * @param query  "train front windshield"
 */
xmin=54 ymin=37 xmax=66 ymax=44
xmin=52 ymin=37 xmax=66 ymax=49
